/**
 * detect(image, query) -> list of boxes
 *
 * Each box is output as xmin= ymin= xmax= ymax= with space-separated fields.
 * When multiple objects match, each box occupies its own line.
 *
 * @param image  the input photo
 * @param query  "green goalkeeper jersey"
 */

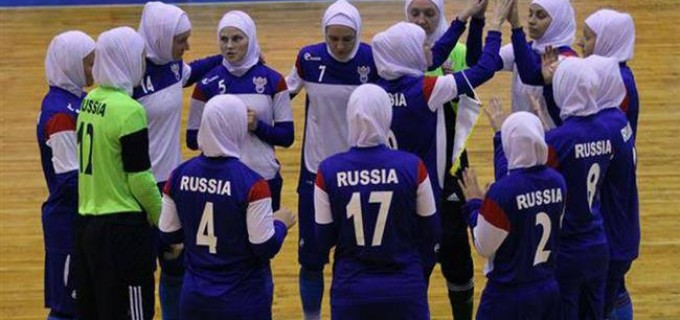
xmin=77 ymin=86 xmax=160 ymax=218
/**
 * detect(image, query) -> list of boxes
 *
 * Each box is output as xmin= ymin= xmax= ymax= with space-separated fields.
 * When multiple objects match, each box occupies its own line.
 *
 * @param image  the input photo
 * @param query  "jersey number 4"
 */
xmin=196 ymin=202 xmax=218 ymax=254
xmin=346 ymin=191 xmax=393 ymax=247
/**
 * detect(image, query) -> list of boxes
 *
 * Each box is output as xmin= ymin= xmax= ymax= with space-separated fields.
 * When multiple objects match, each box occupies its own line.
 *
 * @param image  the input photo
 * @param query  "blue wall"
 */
xmin=0 ymin=0 xmax=281 ymax=7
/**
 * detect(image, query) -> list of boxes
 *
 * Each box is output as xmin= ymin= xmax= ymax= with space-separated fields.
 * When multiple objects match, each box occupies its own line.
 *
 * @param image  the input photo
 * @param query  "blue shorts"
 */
xmin=44 ymin=251 xmax=76 ymax=315
xmin=297 ymin=167 xmax=329 ymax=270
xmin=476 ymin=279 xmax=559 ymax=320
xmin=331 ymin=299 xmax=429 ymax=320
xmin=180 ymin=285 xmax=272 ymax=320
xmin=556 ymin=243 xmax=609 ymax=320
xmin=267 ymin=173 xmax=282 ymax=212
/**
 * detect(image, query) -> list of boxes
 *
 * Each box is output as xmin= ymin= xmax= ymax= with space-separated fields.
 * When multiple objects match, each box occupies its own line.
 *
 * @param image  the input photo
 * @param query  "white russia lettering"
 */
xmin=388 ymin=92 xmax=407 ymax=107
xmin=337 ymin=169 xmax=399 ymax=187
xmin=180 ymin=176 xmax=231 ymax=196
xmin=574 ymin=140 xmax=612 ymax=159
xmin=516 ymin=188 xmax=563 ymax=210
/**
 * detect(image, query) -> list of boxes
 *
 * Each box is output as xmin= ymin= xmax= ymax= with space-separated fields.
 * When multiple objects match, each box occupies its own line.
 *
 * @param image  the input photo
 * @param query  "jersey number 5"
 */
xmin=346 ymin=191 xmax=393 ymax=246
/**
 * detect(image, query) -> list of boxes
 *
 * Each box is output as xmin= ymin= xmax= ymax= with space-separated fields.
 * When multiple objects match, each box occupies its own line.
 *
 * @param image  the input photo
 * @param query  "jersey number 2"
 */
xmin=533 ymin=212 xmax=552 ymax=266
xmin=346 ymin=191 xmax=393 ymax=246
xmin=196 ymin=202 xmax=217 ymax=254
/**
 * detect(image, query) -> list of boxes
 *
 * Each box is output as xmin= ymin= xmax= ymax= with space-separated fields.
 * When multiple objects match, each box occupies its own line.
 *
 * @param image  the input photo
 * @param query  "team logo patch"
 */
xmin=171 ymin=63 xmax=181 ymax=81
xmin=253 ymin=77 xmax=267 ymax=94
xmin=358 ymin=65 xmax=370 ymax=83
xmin=304 ymin=52 xmax=321 ymax=61
xmin=202 ymin=75 xmax=219 ymax=85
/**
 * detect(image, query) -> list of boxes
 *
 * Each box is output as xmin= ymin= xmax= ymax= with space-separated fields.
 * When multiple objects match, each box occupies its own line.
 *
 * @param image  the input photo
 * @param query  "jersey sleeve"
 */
xmin=45 ymin=113 xmax=78 ymax=174
xmin=416 ymin=160 xmax=437 ymax=217
xmin=424 ymin=75 xmax=458 ymax=112
xmin=272 ymin=75 xmax=294 ymax=123
xmin=314 ymin=166 xmax=339 ymax=257
xmin=247 ymin=179 xmax=287 ymax=259
xmin=470 ymin=187 xmax=511 ymax=258
xmin=186 ymin=84 xmax=208 ymax=150
xmin=285 ymin=56 xmax=305 ymax=96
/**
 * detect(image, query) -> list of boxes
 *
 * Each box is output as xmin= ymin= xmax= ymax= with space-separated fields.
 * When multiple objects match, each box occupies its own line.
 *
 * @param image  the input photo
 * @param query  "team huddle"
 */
xmin=37 ymin=0 xmax=639 ymax=319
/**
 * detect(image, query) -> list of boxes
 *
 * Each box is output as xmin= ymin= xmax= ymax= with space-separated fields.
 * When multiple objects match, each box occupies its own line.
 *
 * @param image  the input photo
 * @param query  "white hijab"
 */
xmin=138 ymin=1 xmax=191 ymax=65
xmin=553 ymin=57 xmax=600 ymax=120
xmin=501 ymin=111 xmax=548 ymax=170
xmin=218 ymin=11 xmax=260 ymax=77
xmin=585 ymin=9 xmax=635 ymax=62
xmin=585 ymin=55 xmax=626 ymax=111
xmin=198 ymin=94 xmax=247 ymax=158
xmin=372 ymin=22 xmax=427 ymax=81
xmin=404 ymin=0 xmax=448 ymax=45
xmin=322 ymin=0 xmax=362 ymax=62
xmin=531 ymin=0 xmax=576 ymax=53
xmin=45 ymin=30 xmax=95 ymax=97
xmin=93 ymin=27 xmax=146 ymax=96
xmin=347 ymin=84 xmax=393 ymax=147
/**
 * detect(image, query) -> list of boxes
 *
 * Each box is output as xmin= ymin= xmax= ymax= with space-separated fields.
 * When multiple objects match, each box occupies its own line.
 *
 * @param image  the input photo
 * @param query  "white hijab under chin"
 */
xmin=553 ymin=57 xmax=600 ymax=120
xmin=347 ymin=84 xmax=393 ymax=148
xmin=585 ymin=9 xmax=635 ymax=62
xmin=531 ymin=0 xmax=576 ymax=53
xmin=501 ymin=112 xmax=548 ymax=170
xmin=323 ymin=0 xmax=362 ymax=62
xmin=218 ymin=11 xmax=260 ymax=77
xmin=404 ymin=0 xmax=448 ymax=45
xmin=45 ymin=30 xmax=95 ymax=97
xmin=198 ymin=94 xmax=248 ymax=158
xmin=372 ymin=22 xmax=427 ymax=81
xmin=138 ymin=1 xmax=192 ymax=65
xmin=585 ymin=55 xmax=626 ymax=111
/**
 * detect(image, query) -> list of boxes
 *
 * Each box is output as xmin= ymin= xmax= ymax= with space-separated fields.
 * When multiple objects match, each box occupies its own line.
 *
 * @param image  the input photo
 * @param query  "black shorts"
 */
xmin=75 ymin=212 xmax=155 ymax=320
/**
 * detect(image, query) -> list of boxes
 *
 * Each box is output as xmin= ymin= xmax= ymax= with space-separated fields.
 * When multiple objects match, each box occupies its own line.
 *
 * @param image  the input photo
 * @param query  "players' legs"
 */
xmin=155 ymin=182 xmax=183 ymax=320
xmin=440 ymin=175 xmax=474 ymax=320
xmin=605 ymin=259 xmax=633 ymax=319
xmin=267 ymin=173 xmax=283 ymax=212
xmin=613 ymin=281 xmax=633 ymax=320
xmin=578 ymin=245 xmax=608 ymax=320
xmin=476 ymin=279 xmax=560 ymax=320
xmin=331 ymin=299 xmax=429 ymax=320
xmin=297 ymin=167 xmax=326 ymax=320
xmin=74 ymin=215 xmax=100 ymax=319
xmin=87 ymin=213 xmax=155 ymax=320
xmin=556 ymin=249 xmax=586 ymax=320
xmin=45 ymin=251 xmax=77 ymax=320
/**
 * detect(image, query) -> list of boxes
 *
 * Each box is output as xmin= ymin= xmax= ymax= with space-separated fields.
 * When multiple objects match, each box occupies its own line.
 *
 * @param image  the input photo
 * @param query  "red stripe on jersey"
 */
xmin=480 ymin=197 xmax=511 ymax=232
xmin=276 ymin=76 xmax=288 ymax=94
xmin=45 ymin=113 xmax=76 ymax=138
xmin=620 ymin=91 xmax=630 ymax=114
xmin=423 ymin=76 xmax=437 ymax=102
xmin=295 ymin=57 xmax=305 ymax=78
xmin=191 ymin=85 xmax=207 ymax=102
xmin=417 ymin=160 xmax=428 ymax=184
xmin=315 ymin=170 xmax=327 ymax=191
xmin=163 ymin=174 xmax=173 ymax=195
xmin=547 ymin=146 xmax=560 ymax=169
xmin=248 ymin=179 xmax=272 ymax=203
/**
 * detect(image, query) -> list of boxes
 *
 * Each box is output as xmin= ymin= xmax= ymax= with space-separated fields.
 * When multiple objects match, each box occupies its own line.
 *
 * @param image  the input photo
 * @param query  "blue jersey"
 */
xmin=596 ymin=108 xmax=639 ymax=261
xmin=619 ymin=63 xmax=640 ymax=140
xmin=545 ymin=115 xmax=612 ymax=250
xmin=37 ymin=86 xmax=81 ymax=252
xmin=314 ymin=145 xmax=439 ymax=306
xmin=187 ymin=63 xmax=293 ymax=180
xmin=288 ymin=43 xmax=378 ymax=176
xmin=466 ymin=159 xmax=567 ymax=286
xmin=162 ymin=155 xmax=287 ymax=313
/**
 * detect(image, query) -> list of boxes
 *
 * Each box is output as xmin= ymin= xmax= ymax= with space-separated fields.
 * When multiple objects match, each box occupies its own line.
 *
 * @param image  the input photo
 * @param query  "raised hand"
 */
xmin=273 ymin=207 xmax=298 ymax=229
xmin=489 ymin=0 xmax=514 ymax=31
xmin=541 ymin=46 xmax=560 ymax=85
xmin=528 ymin=93 xmax=551 ymax=131
xmin=247 ymin=109 xmax=258 ymax=131
xmin=457 ymin=168 xmax=485 ymax=201
xmin=484 ymin=97 xmax=508 ymax=132
xmin=508 ymin=0 xmax=521 ymax=29
xmin=459 ymin=0 xmax=489 ymax=22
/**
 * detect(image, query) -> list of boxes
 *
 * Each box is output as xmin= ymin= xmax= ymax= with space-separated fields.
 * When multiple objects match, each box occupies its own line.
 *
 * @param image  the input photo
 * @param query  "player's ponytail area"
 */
xmin=1 ymin=0 xmax=678 ymax=318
